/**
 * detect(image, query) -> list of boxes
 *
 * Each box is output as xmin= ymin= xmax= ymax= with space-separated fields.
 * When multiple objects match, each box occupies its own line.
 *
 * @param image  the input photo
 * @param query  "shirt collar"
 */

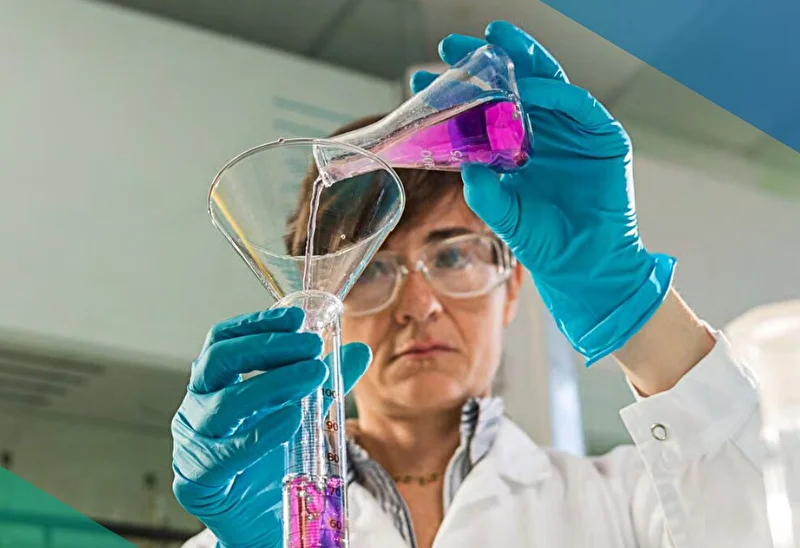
xmin=459 ymin=396 xmax=504 ymax=466
xmin=346 ymin=395 xmax=505 ymax=481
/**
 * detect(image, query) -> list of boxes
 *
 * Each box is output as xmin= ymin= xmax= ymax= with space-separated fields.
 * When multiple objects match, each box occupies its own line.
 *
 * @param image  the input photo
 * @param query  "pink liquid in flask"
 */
xmin=324 ymin=95 xmax=533 ymax=182
xmin=379 ymin=96 xmax=531 ymax=173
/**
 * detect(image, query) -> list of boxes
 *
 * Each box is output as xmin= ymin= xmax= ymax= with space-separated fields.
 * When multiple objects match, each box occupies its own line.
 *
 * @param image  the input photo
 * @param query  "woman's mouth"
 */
xmin=392 ymin=341 xmax=456 ymax=360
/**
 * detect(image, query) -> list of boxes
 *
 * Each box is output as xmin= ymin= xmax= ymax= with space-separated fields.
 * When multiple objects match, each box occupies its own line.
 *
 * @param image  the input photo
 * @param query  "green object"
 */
xmin=0 ymin=468 xmax=134 ymax=548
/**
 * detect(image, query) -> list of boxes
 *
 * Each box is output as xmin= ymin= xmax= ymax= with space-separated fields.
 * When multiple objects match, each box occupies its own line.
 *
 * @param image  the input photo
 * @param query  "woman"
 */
xmin=173 ymin=22 xmax=772 ymax=547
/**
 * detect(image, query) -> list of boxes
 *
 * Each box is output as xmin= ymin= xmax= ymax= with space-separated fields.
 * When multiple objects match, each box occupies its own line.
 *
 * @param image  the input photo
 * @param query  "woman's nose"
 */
xmin=392 ymin=269 xmax=443 ymax=325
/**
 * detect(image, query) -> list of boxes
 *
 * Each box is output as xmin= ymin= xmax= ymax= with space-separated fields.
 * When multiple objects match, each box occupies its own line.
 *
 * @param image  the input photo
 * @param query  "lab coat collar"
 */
xmin=430 ymin=419 xmax=552 ymax=521
xmin=488 ymin=418 xmax=553 ymax=486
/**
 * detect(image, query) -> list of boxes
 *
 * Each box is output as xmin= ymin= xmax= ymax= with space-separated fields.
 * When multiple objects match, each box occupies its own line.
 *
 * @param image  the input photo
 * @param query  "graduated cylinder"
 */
xmin=275 ymin=290 xmax=349 ymax=548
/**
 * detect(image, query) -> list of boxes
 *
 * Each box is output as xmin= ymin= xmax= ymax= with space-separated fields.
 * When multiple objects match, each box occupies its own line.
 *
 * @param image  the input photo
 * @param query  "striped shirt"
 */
xmin=344 ymin=397 xmax=504 ymax=547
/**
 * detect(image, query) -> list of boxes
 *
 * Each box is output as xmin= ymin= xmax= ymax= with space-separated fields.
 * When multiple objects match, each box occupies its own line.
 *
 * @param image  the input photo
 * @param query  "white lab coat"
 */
xmin=184 ymin=333 xmax=774 ymax=548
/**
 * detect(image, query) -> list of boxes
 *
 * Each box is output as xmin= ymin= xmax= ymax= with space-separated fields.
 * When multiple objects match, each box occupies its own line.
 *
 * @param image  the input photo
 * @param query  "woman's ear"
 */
xmin=502 ymin=261 xmax=525 ymax=327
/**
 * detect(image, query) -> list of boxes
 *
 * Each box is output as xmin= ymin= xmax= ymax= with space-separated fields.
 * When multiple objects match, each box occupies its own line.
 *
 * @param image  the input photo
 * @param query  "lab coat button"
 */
xmin=650 ymin=423 xmax=668 ymax=441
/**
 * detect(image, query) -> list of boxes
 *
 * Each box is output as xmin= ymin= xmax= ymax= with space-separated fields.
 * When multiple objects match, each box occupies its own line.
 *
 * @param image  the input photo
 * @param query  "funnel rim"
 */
xmin=207 ymin=137 xmax=407 ymax=261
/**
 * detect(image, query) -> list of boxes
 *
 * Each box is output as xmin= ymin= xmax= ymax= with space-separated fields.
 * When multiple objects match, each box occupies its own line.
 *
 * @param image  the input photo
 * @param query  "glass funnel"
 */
xmin=208 ymin=138 xmax=405 ymax=548
xmin=209 ymin=138 xmax=404 ymax=303
xmin=316 ymin=44 xmax=533 ymax=180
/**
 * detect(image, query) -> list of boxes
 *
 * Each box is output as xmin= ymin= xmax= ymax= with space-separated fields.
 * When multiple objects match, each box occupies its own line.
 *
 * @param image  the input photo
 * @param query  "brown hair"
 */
xmin=283 ymin=113 xmax=466 ymax=256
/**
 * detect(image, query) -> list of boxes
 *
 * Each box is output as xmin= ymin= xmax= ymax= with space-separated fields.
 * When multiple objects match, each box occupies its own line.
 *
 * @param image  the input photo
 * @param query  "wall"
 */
xmin=632 ymin=126 xmax=800 ymax=327
xmin=0 ymin=0 xmax=401 ymax=369
xmin=498 ymin=275 xmax=558 ymax=447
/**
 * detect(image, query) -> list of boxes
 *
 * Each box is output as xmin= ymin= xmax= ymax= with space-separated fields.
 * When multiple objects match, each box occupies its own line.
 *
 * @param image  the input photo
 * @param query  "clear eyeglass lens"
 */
xmin=425 ymin=236 xmax=502 ymax=296
xmin=345 ymin=235 xmax=506 ymax=315
xmin=346 ymin=254 xmax=400 ymax=314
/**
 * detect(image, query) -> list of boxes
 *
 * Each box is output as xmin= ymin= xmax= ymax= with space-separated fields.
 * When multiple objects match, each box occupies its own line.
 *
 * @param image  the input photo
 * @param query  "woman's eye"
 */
xmin=434 ymin=247 xmax=469 ymax=269
xmin=358 ymin=260 xmax=392 ymax=283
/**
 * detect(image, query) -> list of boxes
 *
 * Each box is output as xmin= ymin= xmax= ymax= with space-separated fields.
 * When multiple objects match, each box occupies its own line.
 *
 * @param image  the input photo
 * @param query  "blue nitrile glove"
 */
xmin=411 ymin=21 xmax=676 ymax=365
xmin=171 ymin=307 xmax=371 ymax=548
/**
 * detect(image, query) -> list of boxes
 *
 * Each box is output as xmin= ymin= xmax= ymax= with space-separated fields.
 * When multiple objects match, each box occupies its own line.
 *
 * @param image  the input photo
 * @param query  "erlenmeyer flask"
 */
xmin=208 ymin=138 xmax=405 ymax=548
xmin=318 ymin=44 xmax=532 ymax=181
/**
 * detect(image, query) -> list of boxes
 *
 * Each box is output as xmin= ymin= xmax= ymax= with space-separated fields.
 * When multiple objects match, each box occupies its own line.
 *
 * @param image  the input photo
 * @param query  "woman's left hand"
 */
xmin=411 ymin=21 xmax=676 ymax=365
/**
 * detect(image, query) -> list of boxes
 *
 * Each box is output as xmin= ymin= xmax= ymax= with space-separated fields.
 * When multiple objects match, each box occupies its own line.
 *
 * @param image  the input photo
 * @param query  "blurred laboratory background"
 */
xmin=1 ymin=0 xmax=798 ymax=546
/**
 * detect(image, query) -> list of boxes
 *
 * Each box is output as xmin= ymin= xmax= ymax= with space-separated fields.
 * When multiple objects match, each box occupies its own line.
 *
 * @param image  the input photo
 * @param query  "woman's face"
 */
xmin=342 ymin=191 xmax=523 ymax=419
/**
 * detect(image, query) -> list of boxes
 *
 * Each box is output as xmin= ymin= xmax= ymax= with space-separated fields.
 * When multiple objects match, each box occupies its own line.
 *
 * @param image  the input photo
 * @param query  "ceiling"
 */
xmin=90 ymin=0 xmax=799 ymax=177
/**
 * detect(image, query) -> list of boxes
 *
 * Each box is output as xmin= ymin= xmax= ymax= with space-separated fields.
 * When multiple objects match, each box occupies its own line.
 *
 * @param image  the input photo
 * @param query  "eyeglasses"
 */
xmin=344 ymin=233 xmax=516 ymax=317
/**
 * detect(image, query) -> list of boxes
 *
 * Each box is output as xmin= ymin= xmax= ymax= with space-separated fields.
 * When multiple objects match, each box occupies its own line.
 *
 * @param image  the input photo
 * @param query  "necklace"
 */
xmin=392 ymin=471 xmax=442 ymax=486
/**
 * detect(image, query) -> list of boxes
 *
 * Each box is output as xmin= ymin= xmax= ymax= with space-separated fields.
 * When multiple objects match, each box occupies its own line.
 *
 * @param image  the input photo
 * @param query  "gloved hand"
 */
xmin=411 ymin=21 xmax=676 ymax=365
xmin=171 ymin=307 xmax=371 ymax=548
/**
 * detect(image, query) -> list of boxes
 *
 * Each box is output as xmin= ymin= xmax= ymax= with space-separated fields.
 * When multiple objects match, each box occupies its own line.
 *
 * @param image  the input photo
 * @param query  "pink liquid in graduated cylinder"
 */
xmin=286 ymin=474 xmax=345 ymax=547
xmin=381 ymin=97 xmax=531 ymax=172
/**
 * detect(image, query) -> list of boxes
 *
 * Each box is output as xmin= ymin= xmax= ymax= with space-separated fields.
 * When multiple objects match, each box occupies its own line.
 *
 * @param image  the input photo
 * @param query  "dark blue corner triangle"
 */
xmin=542 ymin=0 xmax=800 ymax=153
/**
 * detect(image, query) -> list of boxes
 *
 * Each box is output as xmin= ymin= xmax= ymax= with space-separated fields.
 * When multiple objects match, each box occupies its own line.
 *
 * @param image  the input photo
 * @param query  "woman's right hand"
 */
xmin=171 ymin=307 xmax=371 ymax=548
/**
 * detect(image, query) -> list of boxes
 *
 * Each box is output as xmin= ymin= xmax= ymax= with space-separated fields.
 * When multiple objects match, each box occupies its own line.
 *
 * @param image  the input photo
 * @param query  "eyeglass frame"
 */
xmin=344 ymin=232 xmax=517 ymax=317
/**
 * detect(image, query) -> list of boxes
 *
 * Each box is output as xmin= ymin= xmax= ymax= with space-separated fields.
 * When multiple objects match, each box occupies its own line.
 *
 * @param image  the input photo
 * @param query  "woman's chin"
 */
xmin=392 ymin=371 xmax=470 ymax=411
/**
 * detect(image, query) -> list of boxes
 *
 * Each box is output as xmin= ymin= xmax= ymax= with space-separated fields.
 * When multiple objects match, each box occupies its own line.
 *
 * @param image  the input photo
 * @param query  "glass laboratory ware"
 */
xmin=316 ymin=44 xmax=534 ymax=180
xmin=208 ymin=138 xmax=405 ymax=548
xmin=727 ymin=300 xmax=800 ymax=548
